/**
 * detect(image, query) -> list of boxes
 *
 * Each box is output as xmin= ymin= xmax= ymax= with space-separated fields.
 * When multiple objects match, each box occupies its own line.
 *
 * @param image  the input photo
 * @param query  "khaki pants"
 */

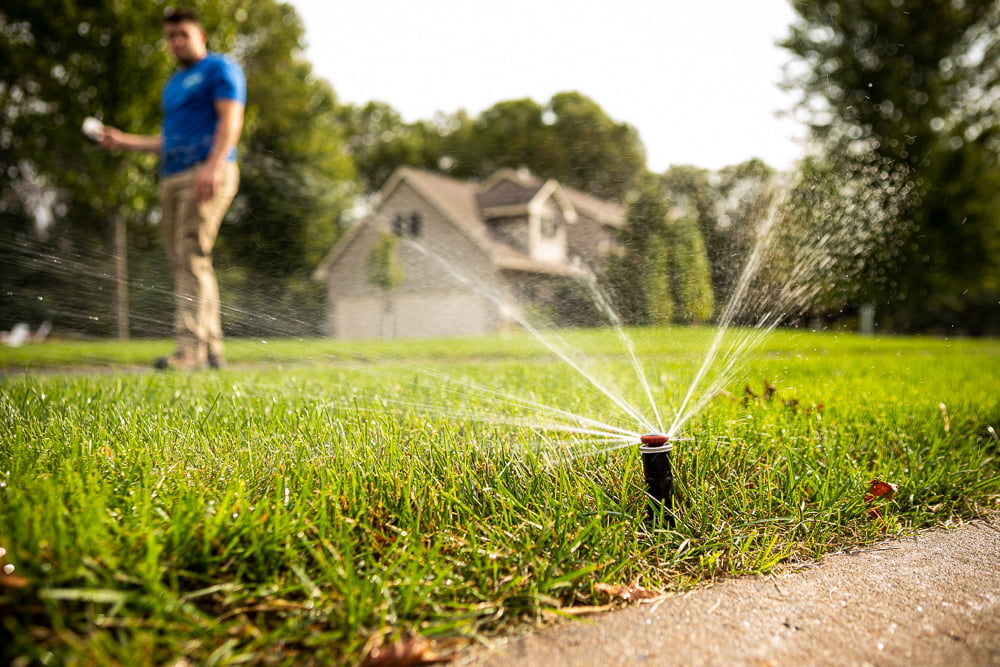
xmin=159 ymin=162 xmax=239 ymax=367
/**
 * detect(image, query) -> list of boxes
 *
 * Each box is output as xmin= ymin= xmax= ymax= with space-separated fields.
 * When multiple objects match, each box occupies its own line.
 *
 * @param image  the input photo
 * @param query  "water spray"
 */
xmin=639 ymin=433 xmax=674 ymax=526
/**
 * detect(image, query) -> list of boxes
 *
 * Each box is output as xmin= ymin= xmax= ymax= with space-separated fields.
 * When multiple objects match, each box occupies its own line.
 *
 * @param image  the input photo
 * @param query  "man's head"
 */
xmin=163 ymin=7 xmax=207 ymax=67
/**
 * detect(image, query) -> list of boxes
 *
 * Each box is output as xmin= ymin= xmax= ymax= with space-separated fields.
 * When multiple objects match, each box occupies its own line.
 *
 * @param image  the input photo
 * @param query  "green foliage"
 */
xmin=642 ymin=234 xmax=674 ymax=325
xmin=366 ymin=230 xmax=404 ymax=292
xmin=1 ymin=1 xmax=356 ymax=338
xmin=1 ymin=1 xmax=172 ymax=334
xmin=208 ymin=1 xmax=356 ymax=337
xmin=221 ymin=1 xmax=355 ymax=282
xmin=343 ymin=92 xmax=647 ymax=201
xmin=779 ymin=152 xmax=917 ymax=319
xmin=671 ymin=213 xmax=713 ymax=324
xmin=781 ymin=0 xmax=1000 ymax=330
xmin=336 ymin=101 xmax=439 ymax=192
xmin=660 ymin=160 xmax=776 ymax=319
xmin=611 ymin=175 xmax=713 ymax=326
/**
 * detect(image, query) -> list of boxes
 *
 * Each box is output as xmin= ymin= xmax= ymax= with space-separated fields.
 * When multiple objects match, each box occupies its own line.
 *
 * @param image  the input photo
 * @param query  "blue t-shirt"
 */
xmin=161 ymin=52 xmax=246 ymax=175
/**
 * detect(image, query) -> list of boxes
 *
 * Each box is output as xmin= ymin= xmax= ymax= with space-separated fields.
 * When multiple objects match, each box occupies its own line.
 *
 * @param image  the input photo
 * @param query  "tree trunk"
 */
xmin=111 ymin=206 xmax=129 ymax=339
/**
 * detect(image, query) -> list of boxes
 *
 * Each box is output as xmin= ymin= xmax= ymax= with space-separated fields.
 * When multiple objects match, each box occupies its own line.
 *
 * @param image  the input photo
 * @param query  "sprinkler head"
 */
xmin=639 ymin=434 xmax=674 ymax=526
xmin=639 ymin=433 xmax=670 ymax=448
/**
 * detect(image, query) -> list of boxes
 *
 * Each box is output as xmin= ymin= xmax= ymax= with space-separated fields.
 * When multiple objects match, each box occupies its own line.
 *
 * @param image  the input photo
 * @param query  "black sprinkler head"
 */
xmin=639 ymin=433 xmax=674 ymax=526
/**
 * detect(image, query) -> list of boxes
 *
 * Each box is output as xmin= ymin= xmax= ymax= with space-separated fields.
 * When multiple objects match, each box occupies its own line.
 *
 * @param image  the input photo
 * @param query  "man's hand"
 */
xmin=194 ymin=161 xmax=224 ymax=202
xmin=97 ymin=126 xmax=123 ymax=150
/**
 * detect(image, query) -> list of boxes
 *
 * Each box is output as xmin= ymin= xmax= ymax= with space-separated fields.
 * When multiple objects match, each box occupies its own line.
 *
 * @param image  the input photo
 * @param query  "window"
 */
xmin=391 ymin=212 xmax=422 ymax=238
xmin=540 ymin=213 xmax=560 ymax=238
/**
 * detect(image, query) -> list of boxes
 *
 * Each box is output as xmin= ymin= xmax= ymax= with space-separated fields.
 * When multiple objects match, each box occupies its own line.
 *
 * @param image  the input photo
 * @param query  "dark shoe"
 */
xmin=153 ymin=355 xmax=201 ymax=371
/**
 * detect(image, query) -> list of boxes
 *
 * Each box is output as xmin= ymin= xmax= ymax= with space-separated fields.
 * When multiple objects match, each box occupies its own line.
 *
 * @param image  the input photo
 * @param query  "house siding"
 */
xmin=394 ymin=291 xmax=495 ymax=338
xmin=566 ymin=214 xmax=618 ymax=271
xmin=325 ymin=179 xmax=506 ymax=339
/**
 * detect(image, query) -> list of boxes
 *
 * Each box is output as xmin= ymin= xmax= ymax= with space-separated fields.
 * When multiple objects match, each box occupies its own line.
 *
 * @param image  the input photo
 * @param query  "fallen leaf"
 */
xmin=864 ymin=479 xmax=898 ymax=521
xmin=864 ymin=479 xmax=897 ymax=503
xmin=593 ymin=581 xmax=663 ymax=602
xmin=361 ymin=633 xmax=450 ymax=667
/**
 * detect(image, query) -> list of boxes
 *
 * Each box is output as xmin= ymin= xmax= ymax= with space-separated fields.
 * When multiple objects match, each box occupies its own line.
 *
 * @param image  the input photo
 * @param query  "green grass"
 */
xmin=2 ymin=328 xmax=999 ymax=665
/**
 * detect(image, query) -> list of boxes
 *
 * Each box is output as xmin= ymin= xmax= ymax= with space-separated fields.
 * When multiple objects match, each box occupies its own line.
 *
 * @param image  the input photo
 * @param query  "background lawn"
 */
xmin=2 ymin=328 xmax=999 ymax=665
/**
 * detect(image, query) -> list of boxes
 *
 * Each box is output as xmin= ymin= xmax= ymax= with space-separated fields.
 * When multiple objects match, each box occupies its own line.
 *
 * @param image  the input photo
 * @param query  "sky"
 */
xmin=287 ymin=0 xmax=808 ymax=173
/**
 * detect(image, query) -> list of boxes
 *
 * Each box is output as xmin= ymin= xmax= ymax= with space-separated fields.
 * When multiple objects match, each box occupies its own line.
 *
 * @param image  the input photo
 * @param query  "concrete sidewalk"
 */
xmin=466 ymin=516 xmax=1000 ymax=666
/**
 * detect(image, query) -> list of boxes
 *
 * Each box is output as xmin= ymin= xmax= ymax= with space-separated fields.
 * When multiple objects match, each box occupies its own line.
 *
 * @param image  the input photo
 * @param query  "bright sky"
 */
xmin=288 ymin=0 xmax=808 ymax=173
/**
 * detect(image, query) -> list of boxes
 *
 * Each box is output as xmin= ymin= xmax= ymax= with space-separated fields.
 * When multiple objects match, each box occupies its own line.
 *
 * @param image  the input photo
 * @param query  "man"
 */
xmin=100 ymin=7 xmax=245 ymax=370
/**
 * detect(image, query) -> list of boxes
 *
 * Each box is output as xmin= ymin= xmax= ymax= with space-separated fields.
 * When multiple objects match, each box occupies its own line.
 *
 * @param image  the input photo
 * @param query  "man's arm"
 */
xmin=99 ymin=127 xmax=163 ymax=154
xmin=194 ymin=99 xmax=245 ymax=202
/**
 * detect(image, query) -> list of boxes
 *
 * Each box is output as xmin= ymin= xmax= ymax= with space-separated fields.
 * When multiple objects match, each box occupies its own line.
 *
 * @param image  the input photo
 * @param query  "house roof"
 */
xmin=477 ymin=172 xmax=545 ymax=210
xmin=481 ymin=168 xmax=624 ymax=227
xmin=562 ymin=187 xmax=626 ymax=228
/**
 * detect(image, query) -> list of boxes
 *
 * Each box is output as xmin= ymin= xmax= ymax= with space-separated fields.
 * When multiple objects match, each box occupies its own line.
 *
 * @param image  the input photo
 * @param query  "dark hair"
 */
xmin=163 ymin=7 xmax=202 ymax=26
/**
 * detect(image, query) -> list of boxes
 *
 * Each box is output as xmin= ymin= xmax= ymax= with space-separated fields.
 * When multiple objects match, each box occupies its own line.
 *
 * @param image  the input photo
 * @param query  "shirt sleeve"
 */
xmin=213 ymin=56 xmax=247 ymax=105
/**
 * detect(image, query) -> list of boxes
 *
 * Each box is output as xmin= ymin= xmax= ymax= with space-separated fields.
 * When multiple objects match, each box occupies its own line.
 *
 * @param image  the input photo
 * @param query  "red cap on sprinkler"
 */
xmin=640 ymin=433 xmax=670 ymax=446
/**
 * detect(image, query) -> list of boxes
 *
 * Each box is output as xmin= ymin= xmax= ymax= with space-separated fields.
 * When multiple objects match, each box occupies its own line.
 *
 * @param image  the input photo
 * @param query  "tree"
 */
xmin=659 ymin=160 xmax=777 ymax=316
xmin=1 ymin=1 xmax=356 ymax=338
xmin=641 ymin=233 xmax=674 ymax=325
xmin=545 ymin=92 xmax=646 ymax=201
xmin=341 ymin=92 xmax=647 ymax=202
xmin=781 ymin=0 xmax=1000 ymax=330
xmin=366 ymin=230 xmax=404 ymax=338
xmin=336 ymin=101 xmax=446 ymax=192
xmin=606 ymin=174 xmax=713 ymax=326
xmin=670 ymin=211 xmax=713 ymax=324
xmin=1 ymin=1 xmax=171 ymax=337
xmin=215 ymin=1 xmax=356 ymax=335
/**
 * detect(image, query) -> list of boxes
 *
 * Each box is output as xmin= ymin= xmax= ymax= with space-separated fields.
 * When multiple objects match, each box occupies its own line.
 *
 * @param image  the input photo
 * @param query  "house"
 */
xmin=313 ymin=167 xmax=625 ymax=339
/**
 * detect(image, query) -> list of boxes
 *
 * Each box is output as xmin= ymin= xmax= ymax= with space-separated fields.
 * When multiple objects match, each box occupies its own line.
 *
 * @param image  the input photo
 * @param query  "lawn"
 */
xmin=2 ymin=328 xmax=999 ymax=665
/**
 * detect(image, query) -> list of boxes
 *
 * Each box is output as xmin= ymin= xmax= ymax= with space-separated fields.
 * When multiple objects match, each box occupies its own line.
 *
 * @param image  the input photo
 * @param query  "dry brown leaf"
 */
xmin=593 ymin=581 xmax=663 ymax=602
xmin=864 ymin=478 xmax=898 ymax=521
xmin=361 ymin=633 xmax=450 ymax=667
xmin=864 ymin=479 xmax=897 ymax=504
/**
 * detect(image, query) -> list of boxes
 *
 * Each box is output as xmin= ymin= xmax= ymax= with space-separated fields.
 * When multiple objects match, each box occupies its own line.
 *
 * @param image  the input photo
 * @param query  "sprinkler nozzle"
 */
xmin=639 ymin=434 xmax=674 ymax=526
xmin=640 ymin=433 xmax=670 ymax=447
